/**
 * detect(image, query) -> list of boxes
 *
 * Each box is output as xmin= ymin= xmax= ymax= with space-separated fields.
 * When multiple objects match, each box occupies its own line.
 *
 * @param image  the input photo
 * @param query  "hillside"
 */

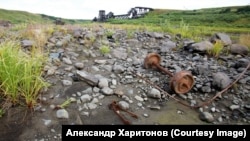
xmin=0 ymin=8 xmax=89 ymax=24
xmin=107 ymin=5 xmax=250 ymax=28
xmin=1 ymin=5 xmax=250 ymax=27
xmin=0 ymin=8 xmax=52 ymax=24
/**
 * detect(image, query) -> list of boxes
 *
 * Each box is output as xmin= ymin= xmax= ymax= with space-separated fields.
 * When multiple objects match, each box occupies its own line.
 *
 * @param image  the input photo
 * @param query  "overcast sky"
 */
xmin=0 ymin=0 xmax=249 ymax=20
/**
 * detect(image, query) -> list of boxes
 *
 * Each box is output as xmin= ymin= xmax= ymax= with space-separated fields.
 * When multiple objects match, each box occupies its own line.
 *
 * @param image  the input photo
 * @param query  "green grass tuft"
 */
xmin=99 ymin=45 xmax=111 ymax=55
xmin=207 ymin=40 xmax=224 ymax=57
xmin=0 ymin=41 xmax=50 ymax=108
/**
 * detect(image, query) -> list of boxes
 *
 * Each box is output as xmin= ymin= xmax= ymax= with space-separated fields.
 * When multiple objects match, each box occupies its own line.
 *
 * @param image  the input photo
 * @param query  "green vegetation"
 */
xmin=0 ymin=23 xmax=55 ymax=110
xmin=108 ymin=6 xmax=250 ymax=28
xmin=207 ymin=41 xmax=224 ymax=57
xmin=126 ymin=30 xmax=135 ymax=39
xmin=1 ymin=5 xmax=249 ymax=39
xmin=0 ymin=8 xmax=52 ymax=24
xmin=239 ymin=34 xmax=250 ymax=48
xmin=0 ymin=8 xmax=90 ymax=24
xmin=106 ymin=5 xmax=250 ymax=40
xmin=56 ymin=98 xmax=73 ymax=109
xmin=99 ymin=45 xmax=111 ymax=54
xmin=0 ymin=41 xmax=49 ymax=108
xmin=105 ymin=29 xmax=115 ymax=38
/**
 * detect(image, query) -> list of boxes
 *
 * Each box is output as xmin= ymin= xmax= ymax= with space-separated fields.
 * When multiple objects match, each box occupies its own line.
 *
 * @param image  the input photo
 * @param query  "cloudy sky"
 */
xmin=0 ymin=0 xmax=249 ymax=20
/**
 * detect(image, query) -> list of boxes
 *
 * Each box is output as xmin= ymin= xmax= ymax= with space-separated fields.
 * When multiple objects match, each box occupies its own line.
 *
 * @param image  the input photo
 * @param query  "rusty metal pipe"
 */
xmin=153 ymin=62 xmax=174 ymax=77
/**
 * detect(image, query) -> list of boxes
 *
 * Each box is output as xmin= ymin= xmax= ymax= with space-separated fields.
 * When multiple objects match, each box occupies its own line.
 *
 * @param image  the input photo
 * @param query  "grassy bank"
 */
xmin=105 ymin=5 xmax=250 ymax=42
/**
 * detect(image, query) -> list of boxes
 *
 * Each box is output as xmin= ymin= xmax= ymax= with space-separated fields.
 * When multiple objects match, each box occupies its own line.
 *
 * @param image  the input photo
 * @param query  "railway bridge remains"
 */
xmin=93 ymin=7 xmax=154 ymax=22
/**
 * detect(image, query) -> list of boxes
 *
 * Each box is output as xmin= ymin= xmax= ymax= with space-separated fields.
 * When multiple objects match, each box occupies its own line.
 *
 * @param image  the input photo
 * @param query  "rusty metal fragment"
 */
xmin=109 ymin=101 xmax=138 ymax=125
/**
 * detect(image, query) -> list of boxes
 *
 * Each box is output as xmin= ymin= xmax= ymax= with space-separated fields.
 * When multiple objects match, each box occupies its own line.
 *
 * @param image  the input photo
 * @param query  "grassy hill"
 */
xmin=0 ymin=8 xmax=89 ymax=24
xmin=1 ymin=5 xmax=250 ymax=28
xmin=0 ymin=5 xmax=250 ymax=39
xmin=107 ymin=5 xmax=250 ymax=34
xmin=108 ymin=5 xmax=250 ymax=27
xmin=0 ymin=8 xmax=54 ymax=24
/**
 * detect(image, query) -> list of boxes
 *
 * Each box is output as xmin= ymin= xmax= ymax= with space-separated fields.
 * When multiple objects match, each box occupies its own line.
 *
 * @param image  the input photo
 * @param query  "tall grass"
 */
xmin=0 ymin=41 xmax=49 ymax=108
xmin=239 ymin=34 xmax=250 ymax=49
xmin=19 ymin=24 xmax=54 ymax=49
xmin=207 ymin=40 xmax=224 ymax=57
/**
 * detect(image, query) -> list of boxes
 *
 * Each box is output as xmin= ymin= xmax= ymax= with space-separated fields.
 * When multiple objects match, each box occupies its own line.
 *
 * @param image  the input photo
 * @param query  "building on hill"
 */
xmin=93 ymin=7 xmax=153 ymax=22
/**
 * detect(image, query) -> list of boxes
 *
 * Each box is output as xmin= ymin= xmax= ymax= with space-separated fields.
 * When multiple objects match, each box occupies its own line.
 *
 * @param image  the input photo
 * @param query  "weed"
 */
xmin=105 ymin=29 xmax=114 ymax=38
xmin=84 ymin=35 xmax=96 ymax=47
xmin=217 ymin=59 xmax=225 ymax=66
xmin=207 ymin=40 xmax=224 ymax=58
xmin=89 ymin=36 xmax=96 ymax=44
xmin=0 ymin=27 xmax=7 ymax=38
xmin=99 ymin=45 xmax=110 ymax=54
xmin=56 ymin=98 xmax=72 ymax=109
xmin=45 ymin=25 xmax=55 ymax=35
xmin=10 ymin=23 xmax=28 ymax=31
xmin=126 ymin=30 xmax=135 ymax=39
xmin=0 ymin=41 xmax=50 ymax=108
xmin=19 ymin=24 xmax=52 ymax=49
xmin=54 ymin=25 xmax=68 ymax=34
xmin=239 ymin=34 xmax=250 ymax=49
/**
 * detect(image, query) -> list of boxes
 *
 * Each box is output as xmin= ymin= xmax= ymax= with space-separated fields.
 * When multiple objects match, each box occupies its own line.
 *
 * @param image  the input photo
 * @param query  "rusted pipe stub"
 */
xmin=170 ymin=71 xmax=195 ymax=94
xmin=143 ymin=53 xmax=161 ymax=69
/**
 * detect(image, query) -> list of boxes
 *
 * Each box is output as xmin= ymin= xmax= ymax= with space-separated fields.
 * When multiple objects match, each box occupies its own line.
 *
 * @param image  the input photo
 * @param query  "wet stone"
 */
xmin=56 ymin=109 xmax=69 ymax=119
xmin=101 ymin=87 xmax=114 ymax=95
xmin=118 ymin=101 xmax=130 ymax=110
xmin=62 ymin=80 xmax=72 ymax=86
xmin=80 ymin=94 xmax=92 ymax=103
xmin=76 ymin=70 xmax=99 ymax=86
xmin=199 ymin=112 xmax=214 ymax=123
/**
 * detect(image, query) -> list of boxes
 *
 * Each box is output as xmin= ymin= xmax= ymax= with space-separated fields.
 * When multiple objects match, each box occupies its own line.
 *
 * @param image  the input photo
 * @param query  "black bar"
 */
xmin=62 ymin=125 xmax=250 ymax=141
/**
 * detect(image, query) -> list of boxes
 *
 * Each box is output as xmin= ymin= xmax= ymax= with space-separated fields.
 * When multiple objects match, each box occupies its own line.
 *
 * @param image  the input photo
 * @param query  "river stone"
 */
xmin=76 ymin=70 xmax=99 ymax=86
xmin=199 ymin=112 xmax=214 ymax=123
xmin=190 ymin=41 xmax=214 ymax=52
xmin=21 ymin=39 xmax=33 ymax=48
xmin=98 ymin=78 xmax=109 ymax=88
xmin=118 ymin=101 xmax=129 ymax=110
xmin=212 ymin=72 xmax=231 ymax=90
xmin=62 ymin=80 xmax=72 ymax=86
xmin=147 ymin=88 xmax=161 ymax=99
xmin=75 ymin=62 xmax=84 ymax=69
xmin=62 ymin=57 xmax=72 ymax=65
xmin=56 ymin=109 xmax=69 ymax=119
xmin=210 ymin=32 xmax=232 ymax=46
xmin=80 ymin=94 xmax=92 ymax=103
xmin=230 ymin=44 xmax=249 ymax=55
xmin=101 ymin=87 xmax=114 ymax=95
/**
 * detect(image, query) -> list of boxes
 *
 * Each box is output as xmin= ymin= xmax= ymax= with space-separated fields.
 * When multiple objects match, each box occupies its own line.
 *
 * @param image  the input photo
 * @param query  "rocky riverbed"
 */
xmin=0 ymin=25 xmax=249 ymax=141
